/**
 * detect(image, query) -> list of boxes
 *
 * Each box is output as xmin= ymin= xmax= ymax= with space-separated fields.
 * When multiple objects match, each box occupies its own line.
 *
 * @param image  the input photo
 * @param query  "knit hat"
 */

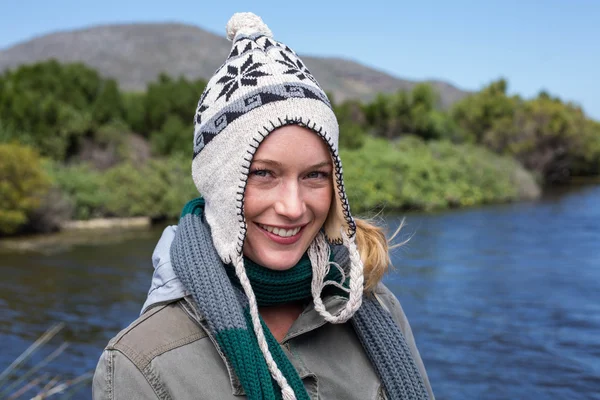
xmin=190 ymin=12 xmax=365 ymax=399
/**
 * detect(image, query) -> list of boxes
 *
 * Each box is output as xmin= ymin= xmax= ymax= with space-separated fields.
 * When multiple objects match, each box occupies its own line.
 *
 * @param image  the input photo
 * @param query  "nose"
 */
xmin=274 ymin=182 xmax=306 ymax=221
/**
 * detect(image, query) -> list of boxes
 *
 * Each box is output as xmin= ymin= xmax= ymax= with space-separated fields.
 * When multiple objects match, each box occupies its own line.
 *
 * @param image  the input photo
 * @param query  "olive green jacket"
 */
xmin=92 ymin=283 xmax=434 ymax=399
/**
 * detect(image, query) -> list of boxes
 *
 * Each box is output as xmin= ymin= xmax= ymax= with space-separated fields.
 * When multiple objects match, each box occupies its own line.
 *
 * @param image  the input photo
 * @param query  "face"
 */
xmin=243 ymin=125 xmax=333 ymax=271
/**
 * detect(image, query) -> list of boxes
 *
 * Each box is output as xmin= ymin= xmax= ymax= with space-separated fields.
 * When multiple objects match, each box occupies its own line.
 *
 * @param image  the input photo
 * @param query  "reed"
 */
xmin=0 ymin=323 xmax=93 ymax=399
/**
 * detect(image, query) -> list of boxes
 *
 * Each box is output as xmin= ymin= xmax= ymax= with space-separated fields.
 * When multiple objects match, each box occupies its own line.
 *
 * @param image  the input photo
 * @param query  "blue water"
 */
xmin=385 ymin=184 xmax=600 ymax=399
xmin=1 ymin=184 xmax=599 ymax=399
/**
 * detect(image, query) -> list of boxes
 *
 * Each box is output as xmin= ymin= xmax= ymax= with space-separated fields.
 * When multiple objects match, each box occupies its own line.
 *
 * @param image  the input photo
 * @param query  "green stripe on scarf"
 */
xmin=180 ymin=196 xmax=205 ymax=218
xmin=214 ymin=310 xmax=310 ymax=400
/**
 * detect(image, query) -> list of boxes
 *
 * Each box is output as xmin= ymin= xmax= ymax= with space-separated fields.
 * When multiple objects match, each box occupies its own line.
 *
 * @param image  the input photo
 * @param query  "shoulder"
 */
xmin=371 ymin=283 xmax=406 ymax=320
xmin=93 ymin=300 xmax=210 ymax=399
xmin=105 ymin=299 xmax=207 ymax=370
xmin=370 ymin=283 xmax=436 ymax=400
xmin=370 ymin=283 xmax=416 ymax=349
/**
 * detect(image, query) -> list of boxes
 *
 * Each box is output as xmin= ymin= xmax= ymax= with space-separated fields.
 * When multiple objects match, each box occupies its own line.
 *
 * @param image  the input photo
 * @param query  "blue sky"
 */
xmin=1 ymin=0 xmax=599 ymax=119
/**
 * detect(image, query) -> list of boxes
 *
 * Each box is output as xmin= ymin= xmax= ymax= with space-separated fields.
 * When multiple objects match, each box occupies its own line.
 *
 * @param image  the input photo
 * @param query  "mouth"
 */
xmin=257 ymin=223 xmax=302 ymax=237
xmin=256 ymin=223 xmax=305 ymax=244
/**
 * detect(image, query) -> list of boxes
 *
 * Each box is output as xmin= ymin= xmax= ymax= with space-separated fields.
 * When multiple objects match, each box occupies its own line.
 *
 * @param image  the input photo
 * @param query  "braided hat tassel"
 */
xmin=309 ymin=231 xmax=364 ymax=323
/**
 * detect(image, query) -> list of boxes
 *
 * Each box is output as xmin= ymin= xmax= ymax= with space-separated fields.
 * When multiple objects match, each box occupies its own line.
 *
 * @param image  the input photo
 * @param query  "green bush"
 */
xmin=341 ymin=136 xmax=528 ymax=213
xmin=150 ymin=115 xmax=191 ymax=157
xmin=102 ymin=155 xmax=198 ymax=219
xmin=123 ymin=92 xmax=146 ymax=134
xmin=0 ymin=61 xmax=111 ymax=160
xmin=46 ymin=156 xmax=198 ymax=221
xmin=92 ymin=79 xmax=124 ymax=125
xmin=362 ymin=83 xmax=454 ymax=141
xmin=335 ymin=100 xmax=368 ymax=150
xmin=0 ymin=143 xmax=51 ymax=235
xmin=451 ymin=80 xmax=600 ymax=183
xmin=451 ymin=79 xmax=517 ymax=144
xmin=338 ymin=121 xmax=366 ymax=150
xmin=143 ymin=74 xmax=206 ymax=139
xmin=572 ymin=120 xmax=600 ymax=176
xmin=45 ymin=162 xmax=106 ymax=220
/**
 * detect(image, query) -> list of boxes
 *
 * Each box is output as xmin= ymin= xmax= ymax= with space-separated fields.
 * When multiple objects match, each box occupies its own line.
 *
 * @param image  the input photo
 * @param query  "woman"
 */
xmin=93 ymin=12 xmax=434 ymax=400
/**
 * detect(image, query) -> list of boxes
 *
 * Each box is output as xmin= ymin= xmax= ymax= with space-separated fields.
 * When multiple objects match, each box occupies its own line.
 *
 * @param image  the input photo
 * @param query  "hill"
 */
xmin=0 ymin=23 xmax=468 ymax=107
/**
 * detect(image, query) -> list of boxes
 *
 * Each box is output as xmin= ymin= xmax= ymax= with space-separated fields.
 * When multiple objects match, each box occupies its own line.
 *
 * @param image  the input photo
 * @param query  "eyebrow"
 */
xmin=252 ymin=159 xmax=332 ymax=169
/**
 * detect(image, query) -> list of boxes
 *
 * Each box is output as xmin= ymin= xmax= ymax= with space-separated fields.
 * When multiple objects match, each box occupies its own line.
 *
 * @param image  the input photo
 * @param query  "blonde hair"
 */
xmin=354 ymin=217 xmax=409 ymax=293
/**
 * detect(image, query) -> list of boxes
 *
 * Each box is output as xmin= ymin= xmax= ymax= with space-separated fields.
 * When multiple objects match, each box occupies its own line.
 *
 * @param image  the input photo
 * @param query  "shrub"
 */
xmin=338 ymin=122 xmax=366 ymax=150
xmin=45 ymin=156 xmax=198 ymax=222
xmin=340 ymin=136 xmax=532 ymax=213
xmin=0 ymin=61 xmax=110 ymax=160
xmin=45 ymin=162 xmax=106 ymax=220
xmin=0 ymin=143 xmax=51 ymax=235
xmin=149 ymin=115 xmax=191 ymax=157
xmin=102 ymin=155 xmax=198 ymax=219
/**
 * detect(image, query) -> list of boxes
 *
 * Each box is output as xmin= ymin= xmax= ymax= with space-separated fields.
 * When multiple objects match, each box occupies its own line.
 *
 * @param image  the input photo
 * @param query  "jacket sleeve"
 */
xmin=92 ymin=349 xmax=158 ymax=399
xmin=374 ymin=284 xmax=436 ymax=400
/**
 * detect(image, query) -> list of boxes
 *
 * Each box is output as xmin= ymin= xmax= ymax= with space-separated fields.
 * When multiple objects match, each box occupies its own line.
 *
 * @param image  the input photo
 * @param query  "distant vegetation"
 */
xmin=1 ymin=60 xmax=599 ymax=235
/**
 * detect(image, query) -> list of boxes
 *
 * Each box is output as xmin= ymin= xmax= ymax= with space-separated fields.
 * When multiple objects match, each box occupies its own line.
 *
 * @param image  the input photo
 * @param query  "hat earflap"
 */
xmin=309 ymin=231 xmax=364 ymax=323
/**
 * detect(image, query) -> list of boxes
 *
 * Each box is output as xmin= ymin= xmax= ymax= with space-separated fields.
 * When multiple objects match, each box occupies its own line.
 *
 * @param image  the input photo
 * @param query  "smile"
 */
xmin=257 ymin=223 xmax=302 ymax=238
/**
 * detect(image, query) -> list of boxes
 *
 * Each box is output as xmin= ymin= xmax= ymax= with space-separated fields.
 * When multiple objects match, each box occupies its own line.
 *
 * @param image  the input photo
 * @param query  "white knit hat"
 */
xmin=191 ymin=13 xmax=364 ymax=399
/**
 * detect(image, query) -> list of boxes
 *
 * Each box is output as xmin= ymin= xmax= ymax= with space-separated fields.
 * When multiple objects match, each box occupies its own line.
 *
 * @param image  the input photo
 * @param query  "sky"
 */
xmin=1 ymin=0 xmax=599 ymax=119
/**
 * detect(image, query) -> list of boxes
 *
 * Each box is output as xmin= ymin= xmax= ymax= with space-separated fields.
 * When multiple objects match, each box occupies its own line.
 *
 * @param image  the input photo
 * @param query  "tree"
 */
xmin=334 ymin=100 xmax=367 ymax=149
xmin=123 ymin=92 xmax=146 ymax=134
xmin=451 ymin=78 xmax=517 ymax=143
xmin=0 ymin=61 xmax=108 ymax=160
xmin=363 ymin=93 xmax=393 ymax=138
xmin=143 ymin=74 xmax=207 ymax=138
xmin=363 ymin=83 xmax=449 ymax=140
xmin=453 ymin=80 xmax=596 ymax=183
xmin=93 ymin=79 xmax=124 ymax=125
xmin=150 ymin=115 xmax=191 ymax=157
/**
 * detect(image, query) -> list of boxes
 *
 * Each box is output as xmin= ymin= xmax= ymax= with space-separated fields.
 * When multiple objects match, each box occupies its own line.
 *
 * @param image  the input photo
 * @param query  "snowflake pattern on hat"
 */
xmin=193 ymin=33 xmax=331 ymax=156
xmin=194 ymin=88 xmax=211 ymax=125
xmin=216 ymin=55 xmax=270 ymax=102
xmin=276 ymin=51 xmax=321 ymax=88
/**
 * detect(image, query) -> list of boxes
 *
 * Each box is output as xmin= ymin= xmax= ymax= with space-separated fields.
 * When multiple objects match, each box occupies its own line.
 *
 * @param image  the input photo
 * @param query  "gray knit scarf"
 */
xmin=170 ymin=199 xmax=429 ymax=400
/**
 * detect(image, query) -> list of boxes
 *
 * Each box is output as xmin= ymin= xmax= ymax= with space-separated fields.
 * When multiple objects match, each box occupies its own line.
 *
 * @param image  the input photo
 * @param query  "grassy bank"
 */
xmin=0 ymin=136 xmax=540 ymax=236
xmin=341 ymin=136 xmax=540 ymax=213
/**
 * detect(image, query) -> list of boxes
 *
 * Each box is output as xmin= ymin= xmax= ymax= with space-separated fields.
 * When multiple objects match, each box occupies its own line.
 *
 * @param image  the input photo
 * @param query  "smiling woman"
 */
xmin=93 ymin=12 xmax=434 ymax=400
xmin=243 ymin=126 xmax=333 ymax=271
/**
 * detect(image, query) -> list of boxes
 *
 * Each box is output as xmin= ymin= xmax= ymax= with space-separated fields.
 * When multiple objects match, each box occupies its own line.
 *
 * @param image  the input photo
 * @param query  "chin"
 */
xmin=255 ymin=251 xmax=304 ymax=271
xmin=243 ymin=223 xmax=315 ymax=271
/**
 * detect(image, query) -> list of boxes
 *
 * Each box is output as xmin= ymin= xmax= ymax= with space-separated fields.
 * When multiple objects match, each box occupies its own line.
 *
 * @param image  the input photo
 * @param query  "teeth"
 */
xmin=259 ymin=224 xmax=301 ymax=238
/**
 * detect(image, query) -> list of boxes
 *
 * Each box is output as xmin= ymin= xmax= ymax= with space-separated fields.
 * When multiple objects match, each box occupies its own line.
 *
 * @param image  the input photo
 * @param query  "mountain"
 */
xmin=0 ymin=23 xmax=468 ymax=107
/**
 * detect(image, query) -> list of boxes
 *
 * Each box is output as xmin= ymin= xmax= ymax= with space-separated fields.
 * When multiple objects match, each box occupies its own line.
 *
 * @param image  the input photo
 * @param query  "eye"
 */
xmin=305 ymin=171 xmax=330 ymax=179
xmin=249 ymin=169 xmax=272 ymax=178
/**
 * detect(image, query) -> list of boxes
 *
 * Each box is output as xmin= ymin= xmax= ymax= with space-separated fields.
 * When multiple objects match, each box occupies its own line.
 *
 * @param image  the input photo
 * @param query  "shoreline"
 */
xmin=0 ymin=217 xmax=160 ymax=254
xmin=3 ymin=180 xmax=600 ymax=252
xmin=60 ymin=216 xmax=151 ymax=231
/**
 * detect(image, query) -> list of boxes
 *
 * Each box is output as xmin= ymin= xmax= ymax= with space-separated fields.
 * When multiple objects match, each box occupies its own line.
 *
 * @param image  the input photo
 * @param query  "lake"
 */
xmin=1 ymin=184 xmax=599 ymax=399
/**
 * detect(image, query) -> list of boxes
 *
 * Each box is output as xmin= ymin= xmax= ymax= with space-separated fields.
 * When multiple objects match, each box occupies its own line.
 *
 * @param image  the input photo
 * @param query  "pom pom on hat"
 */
xmin=226 ymin=12 xmax=273 ymax=41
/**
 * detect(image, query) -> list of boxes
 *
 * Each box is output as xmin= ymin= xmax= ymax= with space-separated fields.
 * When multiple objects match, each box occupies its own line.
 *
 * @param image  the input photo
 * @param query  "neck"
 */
xmin=259 ymin=302 xmax=304 ymax=342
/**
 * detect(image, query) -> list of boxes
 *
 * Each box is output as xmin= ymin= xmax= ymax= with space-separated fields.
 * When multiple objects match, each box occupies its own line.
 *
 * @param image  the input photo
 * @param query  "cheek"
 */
xmin=314 ymin=186 xmax=333 ymax=221
xmin=243 ymin=186 xmax=263 ymax=218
